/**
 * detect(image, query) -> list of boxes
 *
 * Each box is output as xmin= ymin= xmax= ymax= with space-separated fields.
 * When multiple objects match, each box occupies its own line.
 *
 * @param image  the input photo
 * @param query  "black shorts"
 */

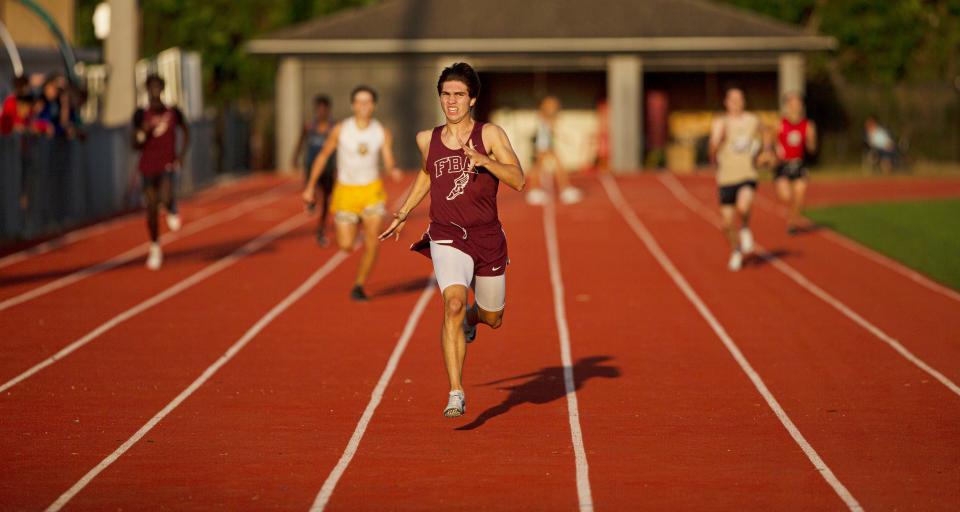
xmin=775 ymin=160 xmax=808 ymax=181
xmin=717 ymin=180 xmax=757 ymax=206
xmin=305 ymin=157 xmax=337 ymax=193
xmin=141 ymin=173 xmax=170 ymax=192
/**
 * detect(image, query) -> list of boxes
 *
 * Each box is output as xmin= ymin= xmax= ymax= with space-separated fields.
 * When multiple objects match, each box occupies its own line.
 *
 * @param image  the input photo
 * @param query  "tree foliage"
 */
xmin=75 ymin=0 xmax=376 ymax=105
xmin=722 ymin=0 xmax=960 ymax=84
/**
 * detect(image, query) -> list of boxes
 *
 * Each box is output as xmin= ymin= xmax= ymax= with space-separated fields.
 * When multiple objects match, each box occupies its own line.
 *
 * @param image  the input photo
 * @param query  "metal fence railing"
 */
xmin=1 ymin=119 xmax=218 ymax=241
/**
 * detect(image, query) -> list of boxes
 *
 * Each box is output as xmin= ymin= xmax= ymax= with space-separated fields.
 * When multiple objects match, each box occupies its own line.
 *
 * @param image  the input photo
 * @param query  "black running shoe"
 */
xmin=315 ymin=232 xmax=329 ymax=247
xmin=350 ymin=285 xmax=369 ymax=302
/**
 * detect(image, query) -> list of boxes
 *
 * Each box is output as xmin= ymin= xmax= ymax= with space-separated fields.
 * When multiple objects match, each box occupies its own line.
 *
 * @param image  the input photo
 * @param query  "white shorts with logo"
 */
xmin=429 ymin=241 xmax=506 ymax=312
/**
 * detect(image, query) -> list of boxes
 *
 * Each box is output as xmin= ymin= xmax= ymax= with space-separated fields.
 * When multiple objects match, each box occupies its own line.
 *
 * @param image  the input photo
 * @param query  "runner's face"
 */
xmin=315 ymin=103 xmax=329 ymax=120
xmin=351 ymin=91 xmax=375 ymax=120
xmin=439 ymin=80 xmax=475 ymax=123
xmin=725 ymin=90 xmax=745 ymax=114
xmin=785 ymin=96 xmax=803 ymax=118
xmin=148 ymin=82 xmax=163 ymax=102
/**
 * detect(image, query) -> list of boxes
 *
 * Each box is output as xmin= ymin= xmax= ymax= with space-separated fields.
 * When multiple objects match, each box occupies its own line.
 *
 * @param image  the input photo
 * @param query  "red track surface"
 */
xmin=1 ymin=171 xmax=958 ymax=511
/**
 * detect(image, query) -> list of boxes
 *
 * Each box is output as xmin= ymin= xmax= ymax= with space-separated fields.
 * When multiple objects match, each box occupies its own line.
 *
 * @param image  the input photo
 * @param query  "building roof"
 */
xmin=249 ymin=0 xmax=834 ymax=54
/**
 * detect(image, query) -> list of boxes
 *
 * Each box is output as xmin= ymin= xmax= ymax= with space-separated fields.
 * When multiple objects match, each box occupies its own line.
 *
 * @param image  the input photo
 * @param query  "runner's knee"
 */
xmin=444 ymin=296 xmax=465 ymax=317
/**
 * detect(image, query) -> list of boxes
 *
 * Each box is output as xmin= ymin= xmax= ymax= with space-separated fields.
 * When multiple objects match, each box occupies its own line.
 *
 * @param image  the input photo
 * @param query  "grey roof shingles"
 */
xmin=263 ymin=0 xmax=811 ymax=41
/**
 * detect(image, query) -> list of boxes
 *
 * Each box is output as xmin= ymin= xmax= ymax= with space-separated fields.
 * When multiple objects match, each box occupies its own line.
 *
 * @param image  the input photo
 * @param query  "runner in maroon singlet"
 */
xmin=379 ymin=63 xmax=525 ymax=418
xmin=132 ymin=74 xmax=190 ymax=270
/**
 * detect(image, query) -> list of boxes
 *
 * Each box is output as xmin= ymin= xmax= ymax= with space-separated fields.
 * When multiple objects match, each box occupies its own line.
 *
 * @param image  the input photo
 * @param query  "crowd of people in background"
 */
xmin=0 ymin=74 xmax=84 ymax=139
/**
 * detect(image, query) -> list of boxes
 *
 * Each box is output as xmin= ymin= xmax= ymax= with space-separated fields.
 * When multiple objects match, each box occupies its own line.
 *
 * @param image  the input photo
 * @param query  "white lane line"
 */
xmin=542 ymin=179 xmax=595 ymax=512
xmin=658 ymin=173 xmax=960 ymax=398
xmin=0 ymin=179 xmax=286 ymax=271
xmin=310 ymin=278 xmax=435 ymax=512
xmin=0 ymin=212 xmax=309 ymax=394
xmin=751 ymin=194 xmax=960 ymax=303
xmin=45 ymin=248 xmax=351 ymax=512
xmin=0 ymin=183 xmax=296 ymax=312
xmin=600 ymin=174 xmax=863 ymax=512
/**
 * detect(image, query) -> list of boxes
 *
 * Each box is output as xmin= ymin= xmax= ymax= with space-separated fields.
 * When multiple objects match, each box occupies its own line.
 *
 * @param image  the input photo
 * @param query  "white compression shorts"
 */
xmin=429 ymin=241 xmax=506 ymax=312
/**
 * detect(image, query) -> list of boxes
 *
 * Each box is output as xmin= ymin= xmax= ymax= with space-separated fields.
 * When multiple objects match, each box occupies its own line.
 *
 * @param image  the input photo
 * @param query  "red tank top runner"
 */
xmin=136 ymin=106 xmax=182 ymax=176
xmin=778 ymin=118 xmax=808 ymax=161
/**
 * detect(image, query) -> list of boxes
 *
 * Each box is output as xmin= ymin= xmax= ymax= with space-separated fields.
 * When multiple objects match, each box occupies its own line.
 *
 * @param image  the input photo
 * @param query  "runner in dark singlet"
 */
xmin=293 ymin=94 xmax=336 ymax=245
xmin=132 ymin=74 xmax=190 ymax=270
xmin=379 ymin=62 xmax=525 ymax=418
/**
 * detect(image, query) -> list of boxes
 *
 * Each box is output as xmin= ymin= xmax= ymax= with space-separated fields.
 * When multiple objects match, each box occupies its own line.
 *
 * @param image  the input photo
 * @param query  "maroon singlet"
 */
xmin=135 ymin=106 xmax=183 ymax=177
xmin=411 ymin=121 xmax=508 ymax=277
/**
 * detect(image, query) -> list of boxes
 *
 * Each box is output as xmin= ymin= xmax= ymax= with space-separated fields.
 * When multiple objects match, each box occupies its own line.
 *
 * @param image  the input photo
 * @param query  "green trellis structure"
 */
xmin=5 ymin=0 xmax=81 ymax=84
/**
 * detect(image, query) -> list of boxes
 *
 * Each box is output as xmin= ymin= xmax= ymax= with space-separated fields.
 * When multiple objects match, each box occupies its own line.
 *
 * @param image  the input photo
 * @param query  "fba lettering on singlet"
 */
xmin=434 ymin=155 xmax=476 ymax=177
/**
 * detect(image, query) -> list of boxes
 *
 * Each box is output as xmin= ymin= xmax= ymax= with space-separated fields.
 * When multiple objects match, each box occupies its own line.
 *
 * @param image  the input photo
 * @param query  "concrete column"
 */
xmin=778 ymin=53 xmax=805 ymax=100
xmin=102 ymin=0 xmax=138 ymax=127
xmin=607 ymin=55 xmax=643 ymax=173
xmin=275 ymin=56 xmax=303 ymax=172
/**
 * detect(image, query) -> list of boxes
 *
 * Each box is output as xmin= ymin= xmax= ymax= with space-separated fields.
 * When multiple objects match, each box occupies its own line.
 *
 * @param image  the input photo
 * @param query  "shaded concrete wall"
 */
xmin=300 ymin=56 xmax=443 ymax=170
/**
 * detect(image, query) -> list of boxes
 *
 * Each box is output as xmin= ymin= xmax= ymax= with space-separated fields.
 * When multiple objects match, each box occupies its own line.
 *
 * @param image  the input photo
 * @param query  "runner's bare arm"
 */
xmin=462 ymin=123 xmax=525 ymax=192
xmin=807 ymin=120 xmax=818 ymax=154
xmin=381 ymin=127 xmax=402 ymax=181
xmin=175 ymin=108 xmax=190 ymax=169
xmin=379 ymin=130 xmax=432 ymax=241
xmin=708 ymin=117 xmax=725 ymax=163
xmin=291 ymin=124 xmax=307 ymax=169
xmin=302 ymin=122 xmax=342 ymax=204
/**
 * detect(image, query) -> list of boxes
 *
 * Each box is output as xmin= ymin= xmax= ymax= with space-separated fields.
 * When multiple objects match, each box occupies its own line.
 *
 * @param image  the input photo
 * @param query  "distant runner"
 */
xmin=709 ymin=86 xmax=759 ymax=272
xmin=133 ymin=74 xmax=189 ymax=270
xmin=303 ymin=85 xmax=400 ymax=301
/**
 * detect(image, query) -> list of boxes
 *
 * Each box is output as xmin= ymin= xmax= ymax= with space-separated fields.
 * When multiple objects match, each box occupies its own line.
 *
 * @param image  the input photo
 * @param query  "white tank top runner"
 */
xmin=336 ymin=117 xmax=385 ymax=186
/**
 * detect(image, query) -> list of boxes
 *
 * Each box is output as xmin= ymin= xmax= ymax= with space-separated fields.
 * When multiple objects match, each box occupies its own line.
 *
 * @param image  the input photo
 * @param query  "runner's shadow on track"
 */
xmin=370 ymin=276 xmax=434 ymax=299
xmin=789 ymin=223 xmax=825 ymax=236
xmin=0 ymin=229 xmax=319 ymax=288
xmin=455 ymin=356 xmax=621 ymax=431
xmin=745 ymin=248 xmax=794 ymax=268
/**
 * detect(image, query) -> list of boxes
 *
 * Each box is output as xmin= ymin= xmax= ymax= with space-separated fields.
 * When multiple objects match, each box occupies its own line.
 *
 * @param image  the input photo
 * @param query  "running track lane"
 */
xmin=0 ymin=173 xmax=284 ymax=268
xmin=0 ymin=210 xmax=326 ymax=509
xmin=316 ymin=186 xmax=584 ymax=510
xmin=672 ymin=174 xmax=960 ymax=387
xmin=0 ymin=176 xmax=296 ymax=308
xmin=0 ymin=178 xmax=413 ymax=509
xmin=27 ymin=177 xmax=432 ymax=509
xmin=0 ymin=191 xmax=304 ymax=388
xmin=614 ymin=173 xmax=960 ymax=510
xmin=549 ymin=176 xmax=853 ymax=510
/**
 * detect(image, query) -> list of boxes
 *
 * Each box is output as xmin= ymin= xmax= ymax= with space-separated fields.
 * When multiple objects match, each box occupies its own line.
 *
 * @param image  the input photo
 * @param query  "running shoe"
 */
xmin=727 ymin=250 xmax=743 ymax=272
xmin=463 ymin=313 xmax=477 ymax=343
xmin=559 ymin=186 xmax=584 ymax=205
xmin=443 ymin=390 xmax=466 ymax=417
xmin=739 ymin=227 xmax=754 ymax=253
xmin=525 ymin=188 xmax=548 ymax=205
xmin=350 ymin=285 xmax=369 ymax=302
xmin=166 ymin=213 xmax=182 ymax=232
xmin=146 ymin=243 xmax=163 ymax=271
xmin=316 ymin=232 xmax=330 ymax=247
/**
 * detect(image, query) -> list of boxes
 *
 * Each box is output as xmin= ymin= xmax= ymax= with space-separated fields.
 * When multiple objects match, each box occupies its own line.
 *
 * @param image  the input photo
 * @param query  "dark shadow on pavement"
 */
xmin=370 ymin=275 xmax=434 ymax=299
xmin=455 ymin=356 xmax=621 ymax=431
xmin=745 ymin=248 xmax=794 ymax=268
xmin=788 ymin=223 xmax=826 ymax=236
